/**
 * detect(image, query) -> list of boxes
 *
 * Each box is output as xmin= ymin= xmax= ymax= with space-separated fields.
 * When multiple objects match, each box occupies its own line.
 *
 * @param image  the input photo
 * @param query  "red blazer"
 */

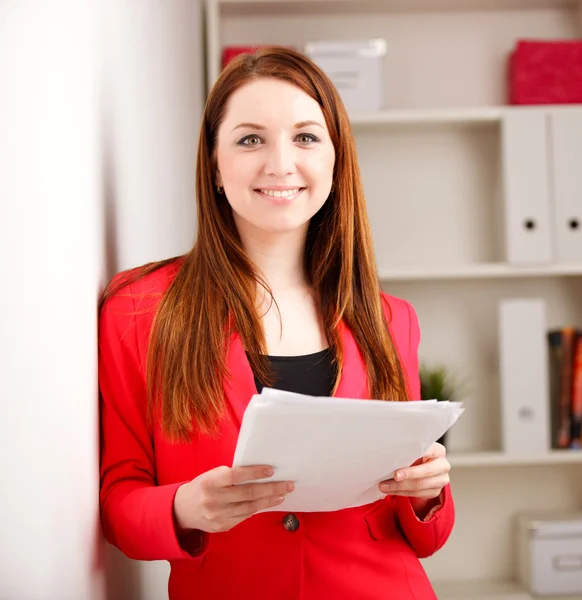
xmin=99 ymin=261 xmax=454 ymax=600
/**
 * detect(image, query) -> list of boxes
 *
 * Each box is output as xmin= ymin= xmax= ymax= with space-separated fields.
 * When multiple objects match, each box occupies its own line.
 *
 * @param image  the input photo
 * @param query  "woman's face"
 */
xmin=215 ymin=78 xmax=335 ymax=236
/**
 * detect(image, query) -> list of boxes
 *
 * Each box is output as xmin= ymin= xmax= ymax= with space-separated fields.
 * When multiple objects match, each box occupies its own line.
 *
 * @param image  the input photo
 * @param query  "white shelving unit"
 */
xmin=205 ymin=0 xmax=582 ymax=596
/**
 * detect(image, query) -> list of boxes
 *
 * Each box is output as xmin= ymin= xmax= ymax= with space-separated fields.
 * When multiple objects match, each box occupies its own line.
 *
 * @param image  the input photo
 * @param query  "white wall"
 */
xmin=102 ymin=1 xmax=202 ymax=274
xmin=0 ymin=2 xmax=104 ymax=599
xmin=0 ymin=2 xmax=204 ymax=599
xmin=101 ymin=2 xmax=204 ymax=599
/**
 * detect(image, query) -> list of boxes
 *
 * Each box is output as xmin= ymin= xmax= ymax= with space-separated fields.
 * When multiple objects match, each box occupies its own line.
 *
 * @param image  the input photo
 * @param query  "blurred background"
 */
xmin=1 ymin=1 xmax=582 ymax=599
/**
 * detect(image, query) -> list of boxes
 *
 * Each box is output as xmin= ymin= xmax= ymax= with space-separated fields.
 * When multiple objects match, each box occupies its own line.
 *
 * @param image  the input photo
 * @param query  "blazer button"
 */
xmin=283 ymin=514 xmax=299 ymax=532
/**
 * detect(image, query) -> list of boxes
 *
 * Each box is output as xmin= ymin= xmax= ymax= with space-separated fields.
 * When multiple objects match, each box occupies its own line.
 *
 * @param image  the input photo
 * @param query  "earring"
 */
xmin=216 ymin=184 xmax=223 ymax=194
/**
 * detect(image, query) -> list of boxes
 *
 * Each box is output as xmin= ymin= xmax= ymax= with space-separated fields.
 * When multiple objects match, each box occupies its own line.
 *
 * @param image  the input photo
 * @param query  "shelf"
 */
xmin=349 ymin=105 xmax=582 ymax=129
xmin=377 ymin=263 xmax=582 ymax=282
xmin=433 ymin=579 xmax=581 ymax=600
xmin=448 ymin=450 xmax=582 ymax=467
xmin=217 ymin=0 xmax=578 ymax=17
xmin=206 ymin=0 xmax=582 ymax=591
xmin=350 ymin=106 xmax=503 ymax=128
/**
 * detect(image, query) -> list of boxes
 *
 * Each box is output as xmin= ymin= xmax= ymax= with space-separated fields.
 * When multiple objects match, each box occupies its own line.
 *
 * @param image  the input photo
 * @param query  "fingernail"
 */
xmin=380 ymin=483 xmax=391 ymax=492
xmin=275 ymin=495 xmax=285 ymax=503
xmin=395 ymin=471 xmax=404 ymax=481
xmin=285 ymin=482 xmax=294 ymax=492
xmin=264 ymin=467 xmax=274 ymax=477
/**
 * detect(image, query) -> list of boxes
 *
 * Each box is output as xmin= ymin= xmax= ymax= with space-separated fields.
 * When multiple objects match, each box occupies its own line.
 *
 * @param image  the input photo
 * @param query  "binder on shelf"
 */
xmin=548 ymin=108 xmax=582 ymax=263
xmin=501 ymin=111 xmax=554 ymax=265
xmin=499 ymin=299 xmax=551 ymax=455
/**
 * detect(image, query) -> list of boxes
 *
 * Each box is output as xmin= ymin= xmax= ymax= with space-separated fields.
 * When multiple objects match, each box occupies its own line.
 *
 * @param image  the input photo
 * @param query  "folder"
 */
xmin=499 ymin=299 xmax=551 ymax=455
xmin=501 ymin=110 xmax=554 ymax=265
xmin=232 ymin=388 xmax=464 ymax=513
xmin=548 ymin=108 xmax=582 ymax=263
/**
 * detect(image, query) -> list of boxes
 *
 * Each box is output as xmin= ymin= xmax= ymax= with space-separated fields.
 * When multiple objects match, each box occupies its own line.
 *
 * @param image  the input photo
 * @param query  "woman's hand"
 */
xmin=173 ymin=465 xmax=294 ymax=534
xmin=378 ymin=442 xmax=450 ymax=504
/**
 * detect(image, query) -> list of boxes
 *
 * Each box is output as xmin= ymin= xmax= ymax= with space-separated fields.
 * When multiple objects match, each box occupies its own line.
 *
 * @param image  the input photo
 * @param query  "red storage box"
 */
xmin=509 ymin=40 xmax=582 ymax=105
xmin=222 ymin=46 xmax=265 ymax=69
xmin=222 ymin=45 xmax=296 ymax=69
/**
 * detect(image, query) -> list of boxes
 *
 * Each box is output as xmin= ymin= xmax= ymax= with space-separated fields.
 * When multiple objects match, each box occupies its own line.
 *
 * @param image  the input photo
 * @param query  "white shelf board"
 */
xmin=377 ymin=263 xmax=582 ymax=282
xmin=350 ymin=106 xmax=503 ymax=128
xmin=433 ymin=579 xmax=581 ymax=600
xmin=349 ymin=105 xmax=582 ymax=128
xmin=449 ymin=450 xmax=582 ymax=467
xmin=216 ymin=0 xmax=578 ymax=16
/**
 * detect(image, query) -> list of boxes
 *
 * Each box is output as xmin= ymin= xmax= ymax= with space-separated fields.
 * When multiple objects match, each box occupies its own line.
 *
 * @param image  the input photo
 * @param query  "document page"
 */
xmin=233 ymin=389 xmax=464 ymax=512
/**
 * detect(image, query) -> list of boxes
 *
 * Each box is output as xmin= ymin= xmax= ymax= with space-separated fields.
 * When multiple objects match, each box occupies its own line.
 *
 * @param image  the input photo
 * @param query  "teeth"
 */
xmin=258 ymin=188 xmax=301 ymax=198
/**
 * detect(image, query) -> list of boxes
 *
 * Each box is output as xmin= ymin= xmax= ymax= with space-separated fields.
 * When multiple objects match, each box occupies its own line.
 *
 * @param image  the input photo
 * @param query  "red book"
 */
xmin=558 ymin=327 xmax=576 ymax=448
xmin=572 ymin=332 xmax=582 ymax=448
xmin=509 ymin=40 xmax=582 ymax=105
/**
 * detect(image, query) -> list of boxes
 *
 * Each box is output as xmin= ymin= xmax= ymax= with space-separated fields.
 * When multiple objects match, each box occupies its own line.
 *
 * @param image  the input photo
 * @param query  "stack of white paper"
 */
xmin=233 ymin=388 xmax=464 ymax=513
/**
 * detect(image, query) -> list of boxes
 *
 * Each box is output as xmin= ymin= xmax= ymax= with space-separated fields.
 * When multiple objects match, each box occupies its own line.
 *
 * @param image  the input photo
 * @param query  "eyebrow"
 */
xmin=230 ymin=120 xmax=326 ymax=134
xmin=294 ymin=120 xmax=326 ymax=130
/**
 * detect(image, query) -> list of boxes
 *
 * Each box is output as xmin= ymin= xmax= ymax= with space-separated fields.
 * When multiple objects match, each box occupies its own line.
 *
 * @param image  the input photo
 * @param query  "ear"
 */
xmin=215 ymin=169 xmax=222 ymax=188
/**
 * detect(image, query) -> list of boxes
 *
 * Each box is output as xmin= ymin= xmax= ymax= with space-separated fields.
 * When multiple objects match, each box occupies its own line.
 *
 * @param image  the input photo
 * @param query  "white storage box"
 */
xmin=517 ymin=512 xmax=582 ymax=596
xmin=304 ymin=39 xmax=386 ymax=112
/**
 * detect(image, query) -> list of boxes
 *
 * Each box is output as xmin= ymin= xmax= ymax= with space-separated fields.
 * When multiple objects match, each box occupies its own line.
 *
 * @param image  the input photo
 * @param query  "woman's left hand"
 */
xmin=378 ymin=442 xmax=450 ymax=500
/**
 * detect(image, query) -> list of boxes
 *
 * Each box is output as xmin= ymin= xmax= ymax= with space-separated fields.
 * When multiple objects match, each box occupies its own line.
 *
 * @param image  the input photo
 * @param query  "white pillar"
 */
xmin=0 ymin=2 xmax=204 ymax=599
xmin=0 ymin=1 xmax=104 ymax=599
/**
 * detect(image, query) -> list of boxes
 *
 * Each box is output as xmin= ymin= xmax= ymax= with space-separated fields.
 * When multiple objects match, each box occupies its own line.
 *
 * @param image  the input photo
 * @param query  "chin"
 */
xmin=257 ymin=220 xmax=309 ymax=235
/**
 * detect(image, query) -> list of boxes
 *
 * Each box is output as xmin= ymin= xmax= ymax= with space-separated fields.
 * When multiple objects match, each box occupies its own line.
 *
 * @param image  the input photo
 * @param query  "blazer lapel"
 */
xmin=334 ymin=321 xmax=371 ymax=400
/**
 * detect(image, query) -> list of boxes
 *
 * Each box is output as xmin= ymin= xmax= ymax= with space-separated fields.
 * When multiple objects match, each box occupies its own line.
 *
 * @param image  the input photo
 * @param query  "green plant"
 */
xmin=419 ymin=363 xmax=465 ymax=447
xmin=419 ymin=364 xmax=457 ymax=402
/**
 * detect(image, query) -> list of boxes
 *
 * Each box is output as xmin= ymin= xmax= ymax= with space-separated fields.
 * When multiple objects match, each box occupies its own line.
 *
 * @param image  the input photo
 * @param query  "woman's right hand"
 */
xmin=173 ymin=465 xmax=294 ymax=533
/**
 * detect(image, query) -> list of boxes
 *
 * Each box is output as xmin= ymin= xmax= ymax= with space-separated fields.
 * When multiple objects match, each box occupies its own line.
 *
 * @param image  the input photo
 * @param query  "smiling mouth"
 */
xmin=254 ymin=187 xmax=306 ymax=200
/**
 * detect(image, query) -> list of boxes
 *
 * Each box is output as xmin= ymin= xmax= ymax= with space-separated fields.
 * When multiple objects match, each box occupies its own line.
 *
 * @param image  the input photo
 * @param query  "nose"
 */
xmin=263 ymin=139 xmax=297 ymax=178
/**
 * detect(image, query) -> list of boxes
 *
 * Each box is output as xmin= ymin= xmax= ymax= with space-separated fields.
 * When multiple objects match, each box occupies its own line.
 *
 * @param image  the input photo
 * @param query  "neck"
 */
xmin=235 ymin=218 xmax=309 ymax=291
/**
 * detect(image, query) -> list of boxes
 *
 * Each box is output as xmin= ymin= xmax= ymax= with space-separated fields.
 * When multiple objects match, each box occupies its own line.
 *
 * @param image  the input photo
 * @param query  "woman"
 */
xmin=99 ymin=47 xmax=454 ymax=599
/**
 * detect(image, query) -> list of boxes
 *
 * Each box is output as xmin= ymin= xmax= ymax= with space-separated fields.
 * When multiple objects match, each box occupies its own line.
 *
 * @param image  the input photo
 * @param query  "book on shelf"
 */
xmin=548 ymin=328 xmax=582 ymax=450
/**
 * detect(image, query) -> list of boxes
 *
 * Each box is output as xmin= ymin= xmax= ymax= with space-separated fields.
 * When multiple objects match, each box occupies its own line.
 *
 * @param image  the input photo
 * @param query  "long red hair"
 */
xmin=101 ymin=46 xmax=410 ymax=442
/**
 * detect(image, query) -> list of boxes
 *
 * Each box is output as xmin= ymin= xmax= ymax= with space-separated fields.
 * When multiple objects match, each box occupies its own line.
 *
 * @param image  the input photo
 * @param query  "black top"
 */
xmin=248 ymin=348 xmax=337 ymax=397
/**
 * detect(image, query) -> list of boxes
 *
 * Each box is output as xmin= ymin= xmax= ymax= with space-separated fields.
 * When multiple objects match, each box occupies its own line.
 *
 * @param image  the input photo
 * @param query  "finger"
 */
xmin=200 ymin=491 xmax=287 ymax=533
xmin=220 ymin=480 xmax=294 ymax=503
xmin=211 ymin=465 xmax=275 ymax=488
xmin=411 ymin=442 xmax=446 ymax=465
xmin=228 ymin=493 xmax=287 ymax=518
xmin=394 ymin=457 xmax=450 ymax=482
xmin=428 ymin=442 xmax=446 ymax=457
xmin=381 ymin=474 xmax=449 ymax=495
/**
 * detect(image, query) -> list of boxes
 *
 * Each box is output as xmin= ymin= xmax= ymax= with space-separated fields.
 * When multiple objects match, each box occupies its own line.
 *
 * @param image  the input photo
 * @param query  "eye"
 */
xmin=238 ymin=134 xmax=263 ymax=147
xmin=296 ymin=133 xmax=319 ymax=145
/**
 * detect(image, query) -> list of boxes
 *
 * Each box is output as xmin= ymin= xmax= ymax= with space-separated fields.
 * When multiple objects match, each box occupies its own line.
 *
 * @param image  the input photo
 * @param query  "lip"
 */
xmin=254 ymin=187 xmax=306 ymax=204
xmin=254 ymin=186 xmax=306 ymax=191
